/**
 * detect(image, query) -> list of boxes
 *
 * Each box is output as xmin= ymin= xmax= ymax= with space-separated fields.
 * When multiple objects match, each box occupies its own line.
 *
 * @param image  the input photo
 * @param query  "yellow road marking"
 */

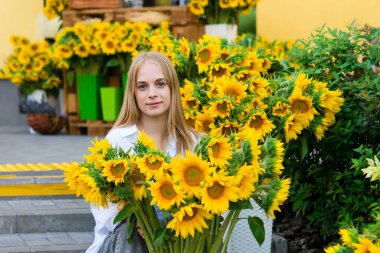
xmin=0 ymin=162 xmax=72 ymax=172
xmin=0 ymin=184 xmax=75 ymax=196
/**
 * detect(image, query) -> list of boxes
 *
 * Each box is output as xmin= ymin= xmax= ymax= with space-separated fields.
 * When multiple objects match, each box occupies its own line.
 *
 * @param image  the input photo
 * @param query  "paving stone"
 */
xmin=0 ymin=178 xmax=35 ymax=185
xmin=0 ymin=246 xmax=31 ymax=253
xmin=67 ymin=232 xmax=94 ymax=244
xmin=0 ymin=234 xmax=26 ymax=247
xmin=46 ymin=233 xmax=77 ymax=245
xmin=0 ymin=213 xmax=16 ymax=234
xmin=35 ymin=177 xmax=65 ymax=184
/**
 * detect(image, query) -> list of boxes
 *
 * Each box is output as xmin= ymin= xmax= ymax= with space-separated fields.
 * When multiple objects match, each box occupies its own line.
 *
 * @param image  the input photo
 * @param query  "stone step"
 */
xmin=0 ymin=231 xmax=93 ymax=253
xmin=0 ymin=199 xmax=94 ymax=234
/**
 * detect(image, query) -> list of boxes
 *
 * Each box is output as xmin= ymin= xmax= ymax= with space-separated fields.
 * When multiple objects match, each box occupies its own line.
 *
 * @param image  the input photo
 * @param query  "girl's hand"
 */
xmin=136 ymin=224 xmax=145 ymax=239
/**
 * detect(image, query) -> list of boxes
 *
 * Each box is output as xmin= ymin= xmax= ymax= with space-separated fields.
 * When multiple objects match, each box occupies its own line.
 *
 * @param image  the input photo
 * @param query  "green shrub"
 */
xmin=285 ymin=22 xmax=380 ymax=237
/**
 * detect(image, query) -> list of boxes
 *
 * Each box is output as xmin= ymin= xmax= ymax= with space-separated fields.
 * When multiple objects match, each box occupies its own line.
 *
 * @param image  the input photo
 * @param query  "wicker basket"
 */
xmin=27 ymin=113 xmax=66 ymax=135
xmin=68 ymin=0 xmax=120 ymax=9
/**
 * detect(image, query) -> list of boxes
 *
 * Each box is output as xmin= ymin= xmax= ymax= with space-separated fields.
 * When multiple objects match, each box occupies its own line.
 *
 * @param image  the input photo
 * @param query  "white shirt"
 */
xmin=86 ymin=124 xmax=195 ymax=253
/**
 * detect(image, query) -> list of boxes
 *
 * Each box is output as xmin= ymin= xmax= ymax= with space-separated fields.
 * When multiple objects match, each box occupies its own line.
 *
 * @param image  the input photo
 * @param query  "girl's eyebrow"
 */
xmin=137 ymin=78 xmax=166 ymax=84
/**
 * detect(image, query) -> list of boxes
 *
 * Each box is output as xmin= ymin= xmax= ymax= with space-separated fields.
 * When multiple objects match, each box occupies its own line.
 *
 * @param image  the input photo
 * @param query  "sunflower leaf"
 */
xmin=153 ymin=228 xmax=167 ymax=247
xmin=248 ymin=216 xmax=265 ymax=246
xmin=230 ymin=199 xmax=253 ymax=210
xmin=113 ymin=204 xmax=137 ymax=224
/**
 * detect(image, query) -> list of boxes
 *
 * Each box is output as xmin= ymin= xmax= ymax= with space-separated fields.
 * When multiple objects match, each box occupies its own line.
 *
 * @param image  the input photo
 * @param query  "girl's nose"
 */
xmin=148 ymin=85 xmax=157 ymax=98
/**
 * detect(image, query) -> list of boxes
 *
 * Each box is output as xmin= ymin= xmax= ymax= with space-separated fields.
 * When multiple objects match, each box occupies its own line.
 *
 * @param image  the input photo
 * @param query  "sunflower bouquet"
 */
xmin=65 ymin=128 xmax=290 ymax=253
xmin=187 ymin=0 xmax=260 ymax=24
xmin=0 ymin=36 xmax=62 ymax=95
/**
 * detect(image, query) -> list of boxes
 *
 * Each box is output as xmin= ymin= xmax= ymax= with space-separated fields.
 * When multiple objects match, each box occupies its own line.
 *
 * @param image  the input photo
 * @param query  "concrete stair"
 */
xmin=0 ymin=198 xmax=95 ymax=253
xmin=0 ymin=163 xmax=95 ymax=253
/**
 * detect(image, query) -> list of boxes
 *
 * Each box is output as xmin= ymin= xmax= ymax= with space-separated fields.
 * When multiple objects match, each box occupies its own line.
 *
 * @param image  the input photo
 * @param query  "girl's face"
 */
xmin=134 ymin=61 xmax=171 ymax=120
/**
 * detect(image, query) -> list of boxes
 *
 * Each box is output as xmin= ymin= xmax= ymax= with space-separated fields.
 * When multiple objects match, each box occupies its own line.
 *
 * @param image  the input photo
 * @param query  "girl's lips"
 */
xmin=146 ymin=102 xmax=162 ymax=108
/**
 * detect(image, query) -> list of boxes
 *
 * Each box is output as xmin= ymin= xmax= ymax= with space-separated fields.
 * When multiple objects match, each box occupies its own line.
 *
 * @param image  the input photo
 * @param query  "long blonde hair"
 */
xmin=113 ymin=51 xmax=196 ymax=154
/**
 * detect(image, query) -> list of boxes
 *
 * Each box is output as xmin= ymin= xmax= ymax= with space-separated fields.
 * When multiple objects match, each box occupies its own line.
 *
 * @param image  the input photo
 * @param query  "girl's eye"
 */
xmin=158 ymin=82 xmax=166 ymax=87
xmin=137 ymin=84 xmax=146 ymax=90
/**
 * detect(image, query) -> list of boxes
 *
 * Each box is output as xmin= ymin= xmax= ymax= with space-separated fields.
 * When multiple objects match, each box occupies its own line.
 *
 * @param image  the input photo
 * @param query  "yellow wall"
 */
xmin=0 ymin=0 xmax=44 ymax=65
xmin=257 ymin=0 xmax=380 ymax=40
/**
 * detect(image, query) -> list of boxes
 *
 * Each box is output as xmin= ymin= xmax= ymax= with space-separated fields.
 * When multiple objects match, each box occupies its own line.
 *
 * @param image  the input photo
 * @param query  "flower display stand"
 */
xmin=223 ymin=199 xmax=273 ymax=253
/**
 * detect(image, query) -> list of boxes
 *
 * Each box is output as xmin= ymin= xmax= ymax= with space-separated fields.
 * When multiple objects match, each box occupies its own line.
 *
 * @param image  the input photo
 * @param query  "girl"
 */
xmin=86 ymin=51 xmax=198 ymax=253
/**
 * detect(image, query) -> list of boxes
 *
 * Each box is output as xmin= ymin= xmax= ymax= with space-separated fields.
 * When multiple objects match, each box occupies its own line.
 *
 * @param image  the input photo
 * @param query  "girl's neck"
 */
xmin=137 ymin=116 xmax=168 ymax=150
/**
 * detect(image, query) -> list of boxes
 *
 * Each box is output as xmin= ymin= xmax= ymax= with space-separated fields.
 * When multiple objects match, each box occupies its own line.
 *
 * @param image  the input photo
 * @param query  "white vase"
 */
xmin=204 ymin=24 xmax=238 ymax=43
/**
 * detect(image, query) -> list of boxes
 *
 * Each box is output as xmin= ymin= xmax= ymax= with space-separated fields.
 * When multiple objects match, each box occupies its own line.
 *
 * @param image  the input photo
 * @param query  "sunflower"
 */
xmin=137 ymin=154 xmax=165 ymax=180
xmin=101 ymin=37 xmax=117 ymax=55
xmin=324 ymin=244 xmax=344 ymax=253
xmin=74 ymin=44 xmax=89 ymax=58
xmin=184 ymin=109 xmax=197 ymax=129
xmin=179 ymin=37 xmax=190 ymax=59
xmin=236 ymin=164 xmax=258 ymax=200
xmin=120 ymin=39 xmax=137 ymax=53
xmin=88 ymin=43 xmax=101 ymax=55
xmin=219 ymin=0 xmax=231 ymax=9
xmin=167 ymin=204 xmax=212 ymax=238
xmin=55 ymin=44 xmax=73 ymax=59
xmin=188 ymin=0 xmax=205 ymax=16
xmin=209 ymin=63 xmax=231 ymax=80
xmin=283 ymin=114 xmax=308 ymax=143
xmin=245 ymin=112 xmax=275 ymax=138
xmin=137 ymin=130 xmax=157 ymax=150
xmin=201 ymin=172 xmax=239 ymax=214
xmin=83 ymin=138 xmax=111 ymax=169
xmin=319 ymin=89 xmax=344 ymax=114
xmin=207 ymin=135 xmax=232 ymax=168
xmin=236 ymin=127 xmax=262 ymax=167
xmin=78 ymin=173 xmax=108 ymax=207
xmin=352 ymin=237 xmax=376 ymax=253
xmin=272 ymin=101 xmax=290 ymax=117
xmin=261 ymin=138 xmax=284 ymax=176
xmin=267 ymin=178 xmax=291 ymax=219
xmin=171 ymin=150 xmax=213 ymax=198
xmin=338 ymin=229 xmax=354 ymax=248
xmin=195 ymin=113 xmax=215 ymax=133
xmin=195 ymin=45 xmax=217 ymax=73
xmin=102 ymin=159 xmax=129 ymax=185
xmin=64 ymin=162 xmax=87 ymax=192
xmin=129 ymin=159 xmax=147 ymax=201
xmin=250 ymin=97 xmax=268 ymax=111
xmin=181 ymin=94 xmax=200 ymax=110
xmin=216 ymin=77 xmax=247 ymax=103
xmin=150 ymin=173 xmax=186 ymax=210
xmin=294 ymin=73 xmax=312 ymax=91
xmin=217 ymin=120 xmax=240 ymax=136
xmin=288 ymin=88 xmax=318 ymax=122
xmin=208 ymin=98 xmax=233 ymax=119
xmin=249 ymin=77 xmax=269 ymax=98
xmin=246 ymin=51 xmax=264 ymax=76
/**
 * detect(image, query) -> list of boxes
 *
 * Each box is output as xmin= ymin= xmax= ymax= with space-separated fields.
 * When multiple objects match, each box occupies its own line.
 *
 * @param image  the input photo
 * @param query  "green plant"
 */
xmin=285 ymin=22 xmax=380 ymax=237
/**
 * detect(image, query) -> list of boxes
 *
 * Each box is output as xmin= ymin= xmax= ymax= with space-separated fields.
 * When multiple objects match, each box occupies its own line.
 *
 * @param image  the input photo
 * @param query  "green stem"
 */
xmin=220 ymin=210 xmax=241 ymax=253
xmin=195 ymin=232 xmax=207 ymax=253
xmin=209 ymin=210 xmax=235 ymax=253
xmin=175 ymin=236 xmax=181 ymax=253
xmin=134 ymin=211 xmax=157 ymax=253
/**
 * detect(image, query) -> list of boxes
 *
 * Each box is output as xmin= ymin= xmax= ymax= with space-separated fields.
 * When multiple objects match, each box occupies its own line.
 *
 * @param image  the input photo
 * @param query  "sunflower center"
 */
xmin=202 ymin=120 xmax=212 ymax=132
xmin=183 ymin=208 xmax=198 ymax=221
xmin=212 ymin=66 xmax=226 ymax=77
xmin=216 ymin=101 xmax=229 ymax=113
xmin=111 ymin=164 xmax=126 ymax=177
xmin=187 ymin=99 xmax=198 ymax=108
xmin=199 ymin=48 xmax=211 ymax=63
xmin=159 ymin=183 xmax=176 ymax=200
xmin=225 ymin=88 xmax=239 ymax=99
xmin=184 ymin=167 xmax=203 ymax=186
xmin=221 ymin=52 xmax=229 ymax=60
xmin=209 ymin=142 xmax=221 ymax=158
xmin=250 ymin=116 xmax=263 ymax=128
xmin=106 ymin=41 xmax=114 ymax=49
xmin=207 ymin=182 xmax=225 ymax=199
xmin=221 ymin=125 xmax=231 ymax=135
xmin=131 ymin=171 xmax=145 ymax=188
xmin=147 ymin=158 xmax=163 ymax=170
xmin=291 ymin=100 xmax=309 ymax=113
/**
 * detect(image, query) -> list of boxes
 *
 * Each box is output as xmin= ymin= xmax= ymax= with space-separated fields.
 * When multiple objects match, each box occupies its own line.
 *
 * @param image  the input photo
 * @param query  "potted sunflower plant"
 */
xmin=187 ymin=0 xmax=260 ymax=42
xmin=53 ymin=22 xmax=107 ymax=121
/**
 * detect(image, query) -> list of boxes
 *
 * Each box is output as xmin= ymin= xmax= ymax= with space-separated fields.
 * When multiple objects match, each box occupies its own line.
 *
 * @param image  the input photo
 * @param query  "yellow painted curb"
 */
xmin=0 ymin=184 xmax=75 ymax=197
xmin=0 ymin=162 xmax=71 ymax=172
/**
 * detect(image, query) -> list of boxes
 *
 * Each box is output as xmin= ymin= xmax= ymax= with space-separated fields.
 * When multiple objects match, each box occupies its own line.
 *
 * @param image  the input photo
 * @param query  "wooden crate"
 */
xmin=67 ymin=115 xmax=114 ymax=136
xmin=68 ymin=0 xmax=120 ymax=10
xmin=62 ymin=6 xmax=204 ymax=41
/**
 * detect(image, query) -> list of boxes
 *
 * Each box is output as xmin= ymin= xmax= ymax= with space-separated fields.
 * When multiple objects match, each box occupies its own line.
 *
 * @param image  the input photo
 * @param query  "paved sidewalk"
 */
xmin=0 ymin=133 xmax=96 ymax=164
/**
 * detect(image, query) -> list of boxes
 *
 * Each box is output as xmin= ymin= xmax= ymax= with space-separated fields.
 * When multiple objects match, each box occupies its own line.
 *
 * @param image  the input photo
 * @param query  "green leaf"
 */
xmin=106 ymin=57 xmax=120 ymax=68
xmin=248 ymin=216 xmax=265 ymax=246
xmin=230 ymin=200 xmax=253 ymax=210
xmin=126 ymin=215 xmax=136 ymax=244
xmin=153 ymin=228 xmax=167 ymax=247
xmin=300 ymin=135 xmax=308 ymax=161
xmin=66 ymin=70 xmax=75 ymax=87
xmin=113 ymin=204 xmax=137 ymax=224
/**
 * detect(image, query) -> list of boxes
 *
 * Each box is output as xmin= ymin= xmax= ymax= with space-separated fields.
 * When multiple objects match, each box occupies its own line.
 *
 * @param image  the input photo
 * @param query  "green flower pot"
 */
xmin=100 ymin=87 xmax=121 ymax=121
xmin=76 ymin=74 xmax=106 ymax=120
xmin=122 ymin=73 xmax=128 ymax=96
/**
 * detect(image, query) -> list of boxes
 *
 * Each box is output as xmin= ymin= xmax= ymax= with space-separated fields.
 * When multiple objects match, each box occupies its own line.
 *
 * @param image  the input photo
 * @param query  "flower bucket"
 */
xmin=76 ymin=74 xmax=105 ymax=120
xmin=204 ymin=24 xmax=238 ymax=43
xmin=122 ymin=73 xmax=128 ymax=97
xmin=100 ymin=87 xmax=121 ymax=121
